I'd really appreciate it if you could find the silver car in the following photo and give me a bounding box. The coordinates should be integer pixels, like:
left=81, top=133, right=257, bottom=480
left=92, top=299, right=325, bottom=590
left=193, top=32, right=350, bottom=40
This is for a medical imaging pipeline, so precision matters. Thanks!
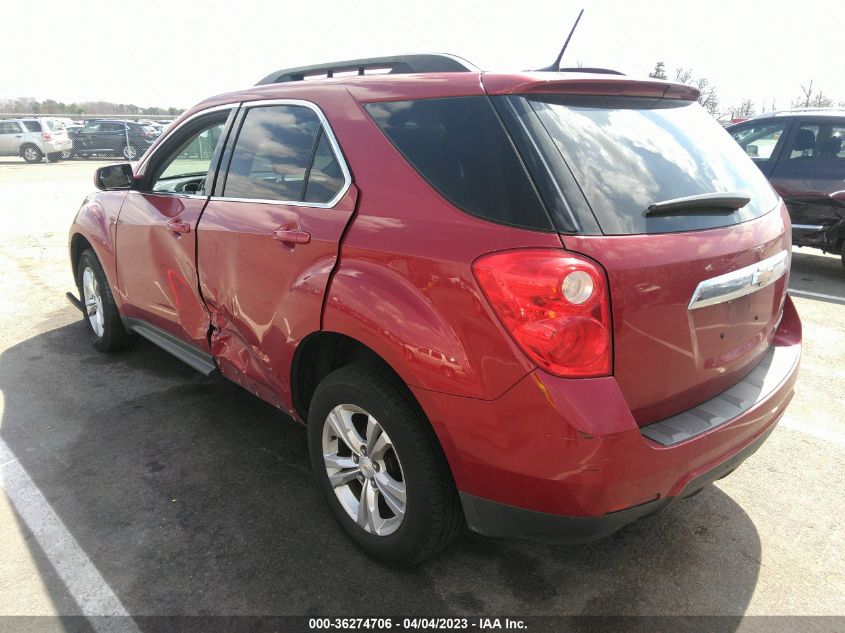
left=0, top=118, right=73, bottom=163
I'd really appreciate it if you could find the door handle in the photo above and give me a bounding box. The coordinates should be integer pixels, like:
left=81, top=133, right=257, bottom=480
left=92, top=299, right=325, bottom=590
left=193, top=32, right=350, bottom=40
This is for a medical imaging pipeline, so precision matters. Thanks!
left=167, top=219, right=191, bottom=234
left=273, top=229, right=311, bottom=245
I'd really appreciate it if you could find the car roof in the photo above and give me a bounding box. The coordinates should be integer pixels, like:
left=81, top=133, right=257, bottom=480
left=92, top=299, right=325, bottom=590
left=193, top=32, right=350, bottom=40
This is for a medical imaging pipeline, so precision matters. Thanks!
left=750, top=108, right=845, bottom=120
left=183, top=71, right=699, bottom=119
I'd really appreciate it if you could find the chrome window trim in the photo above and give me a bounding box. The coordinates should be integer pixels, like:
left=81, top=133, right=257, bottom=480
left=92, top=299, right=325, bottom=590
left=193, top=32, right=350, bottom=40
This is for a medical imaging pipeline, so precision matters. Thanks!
left=688, top=250, right=790, bottom=311
left=792, top=224, right=825, bottom=231
left=214, top=98, right=352, bottom=209
left=136, top=102, right=240, bottom=178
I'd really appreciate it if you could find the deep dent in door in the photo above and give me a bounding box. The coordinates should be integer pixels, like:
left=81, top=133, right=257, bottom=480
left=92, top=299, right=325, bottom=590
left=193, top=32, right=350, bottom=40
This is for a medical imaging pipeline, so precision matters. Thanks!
left=198, top=185, right=359, bottom=416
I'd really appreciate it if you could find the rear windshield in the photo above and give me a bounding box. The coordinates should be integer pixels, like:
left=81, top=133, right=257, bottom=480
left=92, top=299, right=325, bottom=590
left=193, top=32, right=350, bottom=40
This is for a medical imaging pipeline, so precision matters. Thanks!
left=515, top=96, right=779, bottom=235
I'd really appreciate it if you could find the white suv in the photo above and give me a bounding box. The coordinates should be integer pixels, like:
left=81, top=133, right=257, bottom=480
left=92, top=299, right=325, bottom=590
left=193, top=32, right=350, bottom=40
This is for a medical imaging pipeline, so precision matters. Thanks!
left=0, top=118, right=73, bottom=163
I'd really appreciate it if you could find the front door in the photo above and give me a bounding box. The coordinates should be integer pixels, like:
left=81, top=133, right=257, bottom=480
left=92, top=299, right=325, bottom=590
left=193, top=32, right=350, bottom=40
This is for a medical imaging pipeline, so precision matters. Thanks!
left=198, top=101, right=357, bottom=410
left=115, top=108, right=235, bottom=351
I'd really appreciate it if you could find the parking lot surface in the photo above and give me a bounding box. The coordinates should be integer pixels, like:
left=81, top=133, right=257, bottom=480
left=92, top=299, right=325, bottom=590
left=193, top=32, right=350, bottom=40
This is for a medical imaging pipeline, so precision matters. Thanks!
left=0, top=159, right=843, bottom=623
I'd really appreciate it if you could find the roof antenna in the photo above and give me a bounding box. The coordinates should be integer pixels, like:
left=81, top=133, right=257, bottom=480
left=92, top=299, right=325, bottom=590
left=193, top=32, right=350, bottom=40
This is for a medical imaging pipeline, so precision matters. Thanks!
left=536, top=8, right=584, bottom=72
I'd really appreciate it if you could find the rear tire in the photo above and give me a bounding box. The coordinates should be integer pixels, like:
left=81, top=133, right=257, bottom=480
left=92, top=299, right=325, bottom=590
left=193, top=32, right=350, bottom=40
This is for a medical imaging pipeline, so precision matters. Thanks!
left=122, top=144, right=139, bottom=160
left=307, top=365, right=462, bottom=565
left=840, top=241, right=845, bottom=270
left=21, top=145, right=43, bottom=163
left=76, top=249, right=136, bottom=352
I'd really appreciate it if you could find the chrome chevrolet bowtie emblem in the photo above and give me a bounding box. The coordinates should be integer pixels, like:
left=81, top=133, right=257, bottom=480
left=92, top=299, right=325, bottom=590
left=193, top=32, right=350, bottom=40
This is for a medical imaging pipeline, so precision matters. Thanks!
left=688, top=251, right=789, bottom=310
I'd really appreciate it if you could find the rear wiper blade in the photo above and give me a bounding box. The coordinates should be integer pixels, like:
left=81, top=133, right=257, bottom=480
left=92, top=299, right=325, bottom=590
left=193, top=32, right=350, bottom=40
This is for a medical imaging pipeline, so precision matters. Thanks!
left=645, top=192, right=751, bottom=217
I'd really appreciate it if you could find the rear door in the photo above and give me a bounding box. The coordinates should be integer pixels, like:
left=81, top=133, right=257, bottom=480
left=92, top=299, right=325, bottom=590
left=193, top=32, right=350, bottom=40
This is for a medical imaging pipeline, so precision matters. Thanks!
left=198, top=100, right=357, bottom=410
left=769, top=118, right=845, bottom=243
left=116, top=106, right=235, bottom=351
left=495, top=93, right=790, bottom=425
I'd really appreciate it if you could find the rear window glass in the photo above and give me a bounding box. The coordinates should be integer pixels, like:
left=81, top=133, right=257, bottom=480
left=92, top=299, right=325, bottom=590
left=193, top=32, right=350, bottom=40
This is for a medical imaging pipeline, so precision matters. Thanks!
left=223, top=104, right=344, bottom=204
left=365, top=97, right=552, bottom=231
left=519, top=96, right=779, bottom=235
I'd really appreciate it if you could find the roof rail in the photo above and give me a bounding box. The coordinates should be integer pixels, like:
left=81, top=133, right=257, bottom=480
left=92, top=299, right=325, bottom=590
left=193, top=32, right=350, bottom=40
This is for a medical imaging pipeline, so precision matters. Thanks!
left=559, top=67, right=625, bottom=75
left=256, top=53, right=478, bottom=85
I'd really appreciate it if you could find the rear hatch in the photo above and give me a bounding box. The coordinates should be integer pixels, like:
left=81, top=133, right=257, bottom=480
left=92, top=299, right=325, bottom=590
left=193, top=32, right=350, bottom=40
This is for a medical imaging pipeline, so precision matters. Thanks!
left=488, top=80, right=790, bottom=424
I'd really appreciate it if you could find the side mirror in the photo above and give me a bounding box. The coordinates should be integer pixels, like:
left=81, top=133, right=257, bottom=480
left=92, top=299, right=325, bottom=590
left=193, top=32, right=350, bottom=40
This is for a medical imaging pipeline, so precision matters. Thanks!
left=745, top=144, right=759, bottom=157
left=95, top=163, right=135, bottom=190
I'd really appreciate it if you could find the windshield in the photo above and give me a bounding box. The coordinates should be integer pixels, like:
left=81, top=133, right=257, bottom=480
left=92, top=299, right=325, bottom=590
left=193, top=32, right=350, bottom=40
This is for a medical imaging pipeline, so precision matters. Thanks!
left=516, top=96, right=779, bottom=235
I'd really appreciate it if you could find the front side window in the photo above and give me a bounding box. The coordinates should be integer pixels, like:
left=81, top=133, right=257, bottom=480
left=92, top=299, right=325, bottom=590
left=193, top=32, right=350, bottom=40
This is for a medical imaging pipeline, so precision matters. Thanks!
left=730, top=121, right=788, bottom=160
left=223, top=104, right=345, bottom=204
left=151, top=116, right=228, bottom=193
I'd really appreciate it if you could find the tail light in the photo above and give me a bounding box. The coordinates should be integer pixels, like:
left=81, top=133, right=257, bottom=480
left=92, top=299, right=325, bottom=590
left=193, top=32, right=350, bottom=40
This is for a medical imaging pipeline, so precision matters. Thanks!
left=42, top=132, right=52, bottom=141
left=472, top=249, right=612, bottom=377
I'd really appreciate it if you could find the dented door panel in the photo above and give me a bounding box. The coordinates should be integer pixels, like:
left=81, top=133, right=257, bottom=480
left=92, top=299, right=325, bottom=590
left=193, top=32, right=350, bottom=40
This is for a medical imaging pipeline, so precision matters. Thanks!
left=197, top=186, right=358, bottom=411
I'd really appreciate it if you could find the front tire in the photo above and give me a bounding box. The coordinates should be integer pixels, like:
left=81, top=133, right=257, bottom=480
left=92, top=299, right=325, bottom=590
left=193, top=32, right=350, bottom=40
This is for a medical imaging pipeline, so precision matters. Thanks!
left=122, top=144, right=139, bottom=160
left=76, top=249, right=136, bottom=352
left=308, top=365, right=462, bottom=565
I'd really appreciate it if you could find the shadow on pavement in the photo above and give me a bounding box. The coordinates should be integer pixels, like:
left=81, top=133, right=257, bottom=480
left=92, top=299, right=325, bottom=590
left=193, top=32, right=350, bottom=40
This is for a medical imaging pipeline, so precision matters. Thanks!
left=0, top=317, right=762, bottom=620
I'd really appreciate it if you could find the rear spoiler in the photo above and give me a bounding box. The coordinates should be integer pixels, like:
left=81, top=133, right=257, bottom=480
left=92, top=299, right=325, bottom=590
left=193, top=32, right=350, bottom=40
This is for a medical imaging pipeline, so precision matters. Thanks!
left=481, top=74, right=700, bottom=101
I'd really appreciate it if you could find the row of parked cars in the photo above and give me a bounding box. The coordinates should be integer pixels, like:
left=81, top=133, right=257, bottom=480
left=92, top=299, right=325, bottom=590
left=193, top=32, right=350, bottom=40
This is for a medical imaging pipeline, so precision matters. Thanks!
left=0, top=116, right=172, bottom=163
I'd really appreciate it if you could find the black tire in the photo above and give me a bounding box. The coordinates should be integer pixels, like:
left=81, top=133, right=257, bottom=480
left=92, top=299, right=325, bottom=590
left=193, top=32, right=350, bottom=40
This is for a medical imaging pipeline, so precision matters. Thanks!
left=21, top=145, right=43, bottom=163
left=122, top=144, right=139, bottom=160
left=841, top=241, right=845, bottom=270
left=76, top=249, right=136, bottom=352
left=47, top=152, right=62, bottom=163
left=61, top=148, right=73, bottom=159
left=308, top=365, right=462, bottom=565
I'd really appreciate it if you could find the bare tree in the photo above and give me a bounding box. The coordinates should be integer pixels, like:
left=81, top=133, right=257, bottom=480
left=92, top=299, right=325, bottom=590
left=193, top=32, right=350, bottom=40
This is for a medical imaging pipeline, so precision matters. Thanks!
left=735, top=99, right=755, bottom=117
left=674, top=67, right=694, bottom=84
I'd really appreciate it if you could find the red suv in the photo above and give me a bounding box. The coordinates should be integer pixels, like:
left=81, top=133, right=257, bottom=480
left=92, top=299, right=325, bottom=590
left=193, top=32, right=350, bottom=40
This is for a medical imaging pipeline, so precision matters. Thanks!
left=68, top=54, right=801, bottom=564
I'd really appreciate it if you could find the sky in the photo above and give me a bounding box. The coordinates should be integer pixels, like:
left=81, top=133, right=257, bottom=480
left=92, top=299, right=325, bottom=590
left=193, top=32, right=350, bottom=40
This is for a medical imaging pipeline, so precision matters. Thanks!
left=3, top=0, right=842, bottom=116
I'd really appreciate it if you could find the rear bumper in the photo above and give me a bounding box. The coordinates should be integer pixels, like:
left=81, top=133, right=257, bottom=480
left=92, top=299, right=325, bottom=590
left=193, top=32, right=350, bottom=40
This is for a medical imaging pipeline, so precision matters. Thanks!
left=413, top=295, right=801, bottom=542
left=460, top=422, right=776, bottom=543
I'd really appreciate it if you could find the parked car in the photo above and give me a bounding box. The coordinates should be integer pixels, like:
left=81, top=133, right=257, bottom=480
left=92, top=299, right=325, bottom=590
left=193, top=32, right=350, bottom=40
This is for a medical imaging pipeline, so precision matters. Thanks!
left=68, top=54, right=801, bottom=565
left=0, top=117, right=72, bottom=163
left=727, top=108, right=845, bottom=267
left=67, top=119, right=157, bottom=160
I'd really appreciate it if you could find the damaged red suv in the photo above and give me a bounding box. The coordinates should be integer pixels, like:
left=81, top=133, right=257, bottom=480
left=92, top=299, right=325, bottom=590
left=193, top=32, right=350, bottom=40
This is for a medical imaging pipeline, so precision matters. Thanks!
left=68, top=54, right=801, bottom=564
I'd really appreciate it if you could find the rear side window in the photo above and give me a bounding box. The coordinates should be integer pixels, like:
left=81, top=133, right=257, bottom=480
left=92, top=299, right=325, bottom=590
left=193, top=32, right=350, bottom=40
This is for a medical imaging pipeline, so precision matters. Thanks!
left=223, top=104, right=345, bottom=204
left=514, top=96, right=780, bottom=235
left=365, top=97, right=553, bottom=231
left=23, top=121, right=42, bottom=132
left=0, top=122, right=22, bottom=134
left=784, top=123, right=845, bottom=161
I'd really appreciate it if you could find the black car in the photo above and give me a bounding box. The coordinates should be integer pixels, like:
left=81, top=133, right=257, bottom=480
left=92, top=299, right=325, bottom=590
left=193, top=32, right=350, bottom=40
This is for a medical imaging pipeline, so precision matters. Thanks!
left=68, top=119, right=157, bottom=161
left=727, top=109, right=845, bottom=268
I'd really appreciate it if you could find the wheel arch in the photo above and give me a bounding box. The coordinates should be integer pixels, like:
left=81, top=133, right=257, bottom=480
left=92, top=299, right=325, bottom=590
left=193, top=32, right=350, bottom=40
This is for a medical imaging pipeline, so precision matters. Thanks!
left=291, top=331, right=463, bottom=481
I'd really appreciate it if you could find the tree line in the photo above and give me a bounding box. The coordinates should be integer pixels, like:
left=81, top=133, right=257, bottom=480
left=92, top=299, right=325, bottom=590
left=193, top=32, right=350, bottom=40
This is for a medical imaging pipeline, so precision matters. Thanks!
left=0, top=97, right=182, bottom=117
left=647, top=61, right=844, bottom=120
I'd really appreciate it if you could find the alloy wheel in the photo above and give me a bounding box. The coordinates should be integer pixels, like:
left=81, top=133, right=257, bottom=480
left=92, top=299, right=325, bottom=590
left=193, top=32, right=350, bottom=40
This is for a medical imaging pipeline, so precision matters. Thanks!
left=81, top=267, right=104, bottom=337
left=23, top=147, right=40, bottom=162
left=322, top=404, right=407, bottom=536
